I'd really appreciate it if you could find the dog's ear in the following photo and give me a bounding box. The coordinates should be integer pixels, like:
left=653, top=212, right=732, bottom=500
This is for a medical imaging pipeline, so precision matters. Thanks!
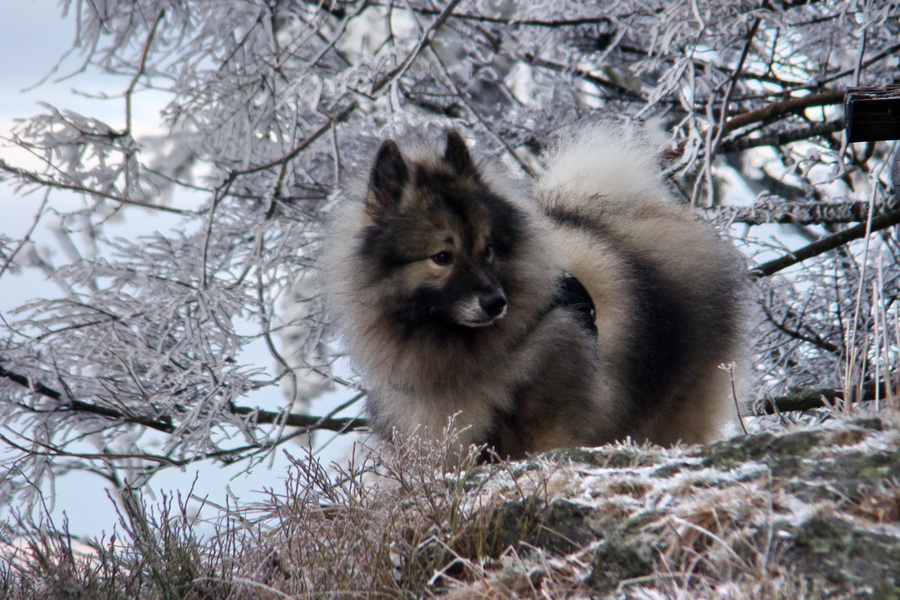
left=443, top=129, right=477, bottom=177
left=368, top=139, right=408, bottom=212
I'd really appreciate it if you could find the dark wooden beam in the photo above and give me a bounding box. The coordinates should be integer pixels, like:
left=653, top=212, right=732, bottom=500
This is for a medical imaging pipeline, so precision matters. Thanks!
left=845, top=85, right=900, bottom=142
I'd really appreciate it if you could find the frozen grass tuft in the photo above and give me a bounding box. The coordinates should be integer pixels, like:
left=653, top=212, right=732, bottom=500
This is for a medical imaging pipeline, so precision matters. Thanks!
left=3, top=413, right=899, bottom=599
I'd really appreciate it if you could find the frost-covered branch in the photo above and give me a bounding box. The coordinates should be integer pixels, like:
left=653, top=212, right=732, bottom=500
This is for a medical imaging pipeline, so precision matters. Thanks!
left=0, top=160, right=194, bottom=215
left=751, top=207, right=900, bottom=279
left=0, top=365, right=175, bottom=434
left=0, top=364, right=367, bottom=436
left=705, top=198, right=896, bottom=226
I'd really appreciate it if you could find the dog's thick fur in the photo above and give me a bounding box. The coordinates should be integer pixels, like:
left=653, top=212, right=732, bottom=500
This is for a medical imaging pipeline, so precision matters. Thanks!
left=322, top=123, right=747, bottom=459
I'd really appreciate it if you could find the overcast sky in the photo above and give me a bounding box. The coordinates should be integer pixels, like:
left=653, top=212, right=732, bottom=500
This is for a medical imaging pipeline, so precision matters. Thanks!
left=2, top=1, right=79, bottom=129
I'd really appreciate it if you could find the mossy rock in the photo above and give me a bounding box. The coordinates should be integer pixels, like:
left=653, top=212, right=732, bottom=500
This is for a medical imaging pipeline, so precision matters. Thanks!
left=785, top=515, right=900, bottom=595
left=486, top=498, right=600, bottom=555
left=588, top=534, right=656, bottom=593
left=465, top=415, right=900, bottom=598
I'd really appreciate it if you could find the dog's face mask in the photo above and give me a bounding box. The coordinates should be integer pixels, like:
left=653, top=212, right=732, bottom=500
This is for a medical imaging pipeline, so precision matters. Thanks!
left=360, top=131, right=525, bottom=331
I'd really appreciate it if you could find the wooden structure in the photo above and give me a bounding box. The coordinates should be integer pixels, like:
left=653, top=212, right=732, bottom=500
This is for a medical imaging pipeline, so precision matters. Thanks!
left=845, top=84, right=900, bottom=142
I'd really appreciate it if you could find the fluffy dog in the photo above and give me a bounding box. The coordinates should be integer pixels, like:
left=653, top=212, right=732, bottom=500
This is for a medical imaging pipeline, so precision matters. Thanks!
left=322, top=123, right=747, bottom=459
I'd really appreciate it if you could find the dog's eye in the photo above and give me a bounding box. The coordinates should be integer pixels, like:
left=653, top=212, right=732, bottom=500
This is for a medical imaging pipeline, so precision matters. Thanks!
left=431, top=251, right=454, bottom=266
left=484, top=243, right=494, bottom=261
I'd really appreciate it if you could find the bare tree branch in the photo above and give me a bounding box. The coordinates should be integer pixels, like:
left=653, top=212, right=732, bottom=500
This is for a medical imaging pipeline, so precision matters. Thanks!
left=722, top=90, right=845, bottom=136
left=705, top=198, right=895, bottom=226
left=0, top=364, right=369, bottom=437
left=0, top=160, right=196, bottom=216
left=0, top=365, right=176, bottom=434
left=750, top=207, right=900, bottom=278
left=718, top=118, right=846, bottom=154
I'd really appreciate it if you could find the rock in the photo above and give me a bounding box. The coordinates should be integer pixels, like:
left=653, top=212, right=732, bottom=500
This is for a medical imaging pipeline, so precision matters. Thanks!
left=456, top=415, right=900, bottom=598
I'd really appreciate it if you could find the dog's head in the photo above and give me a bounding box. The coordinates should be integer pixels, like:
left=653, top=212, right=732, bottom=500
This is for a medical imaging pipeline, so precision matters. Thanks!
left=359, top=130, right=525, bottom=330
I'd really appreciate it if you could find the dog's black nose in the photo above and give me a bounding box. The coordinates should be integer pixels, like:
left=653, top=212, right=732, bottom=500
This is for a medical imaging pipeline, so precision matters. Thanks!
left=480, top=291, right=508, bottom=318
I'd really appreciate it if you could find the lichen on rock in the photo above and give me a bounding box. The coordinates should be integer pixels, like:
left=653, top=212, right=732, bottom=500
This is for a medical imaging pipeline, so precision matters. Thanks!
left=446, top=414, right=900, bottom=598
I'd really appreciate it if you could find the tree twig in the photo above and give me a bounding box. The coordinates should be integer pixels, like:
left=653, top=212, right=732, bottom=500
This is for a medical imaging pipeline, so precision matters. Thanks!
left=662, top=89, right=845, bottom=161
left=711, top=18, right=761, bottom=155
left=704, top=197, right=893, bottom=226
left=230, top=405, right=369, bottom=433
left=0, top=363, right=369, bottom=436
left=750, top=206, right=900, bottom=278
left=0, top=160, right=195, bottom=216
left=226, top=104, right=357, bottom=178
left=366, top=2, right=614, bottom=27
left=0, top=365, right=176, bottom=434
left=369, top=0, right=465, bottom=95
left=521, top=53, right=645, bottom=100
left=718, top=118, right=845, bottom=154
left=722, top=89, right=845, bottom=135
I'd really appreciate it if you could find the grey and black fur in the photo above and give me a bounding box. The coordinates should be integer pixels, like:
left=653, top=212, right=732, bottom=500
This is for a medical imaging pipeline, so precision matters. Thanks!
left=322, top=123, right=748, bottom=459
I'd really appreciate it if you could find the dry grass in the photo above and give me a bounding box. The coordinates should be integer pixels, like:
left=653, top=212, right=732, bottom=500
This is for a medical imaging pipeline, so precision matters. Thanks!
left=0, top=428, right=506, bottom=599
left=2, top=413, right=898, bottom=599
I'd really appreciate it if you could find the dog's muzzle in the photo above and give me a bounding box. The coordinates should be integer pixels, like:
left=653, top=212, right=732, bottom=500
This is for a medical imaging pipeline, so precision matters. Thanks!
left=455, top=290, right=508, bottom=327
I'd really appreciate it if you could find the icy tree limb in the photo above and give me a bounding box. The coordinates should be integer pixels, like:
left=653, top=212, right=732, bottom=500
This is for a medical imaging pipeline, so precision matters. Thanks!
left=750, top=206, right=900, bottom=278
left=0, top=160, right=195, bottom=216
left=230, top=405, right=368, bottom=433
left=703, top=198, right=895, bottom=226
left=722, top=90, right=845, bottom=136
left=0, top=365, right=176, bottom=434
left=0, top=364, right=369, bottom=435
left=717, top=119, right=846, bottom=154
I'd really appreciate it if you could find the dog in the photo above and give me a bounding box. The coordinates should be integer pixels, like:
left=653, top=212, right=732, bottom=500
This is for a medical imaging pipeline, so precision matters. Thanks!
left=321, top=123, right=748, bottom=459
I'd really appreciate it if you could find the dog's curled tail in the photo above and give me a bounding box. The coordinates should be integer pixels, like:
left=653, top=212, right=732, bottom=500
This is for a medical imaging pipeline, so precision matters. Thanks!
left=534, top=120, right=672, bottom=204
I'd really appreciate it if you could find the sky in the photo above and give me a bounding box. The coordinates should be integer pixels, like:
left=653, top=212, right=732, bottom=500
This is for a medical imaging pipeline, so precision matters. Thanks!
left=2, top=0, right=127, bottom=308
left=1, top=1, right=72, bottom=106
left=0, top=0, right=364, bottom=539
